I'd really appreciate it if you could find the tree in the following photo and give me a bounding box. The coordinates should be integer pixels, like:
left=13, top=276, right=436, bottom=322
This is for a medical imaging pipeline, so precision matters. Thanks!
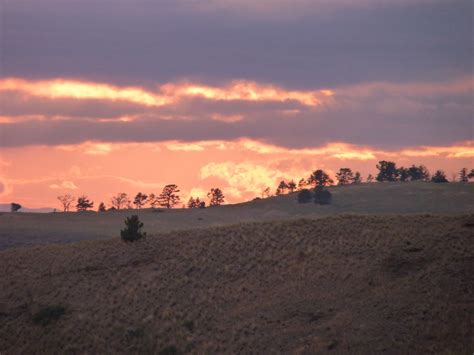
left=110, top=193, right=129, bottom=210
left=459, top=168, right=469, bottom=183
left=208, top=188, right=225, bottom=206
left=261, top=187, right=271, bottom=198
left=314, top=186, right=332, bottom=205
left=287, top=180, right=297, bottom=193
left=276, top=180, right=289, bottom=195
left=188, top=197, right=206, bottom=208
left=121, top=215, right=146, bottom=242
left=376, top=161, right=398, bottom=182
left=335, top=168, right=354, bottom=185
left=10, top=202, right=21, bottom=212
left=308, top=169, right=333, bottom=187
left=398, top=167, right=409, bottom=182
left=468, top=169, right=474, bottom=180
left=297, top=189, right=312, bottom=203
left=133, top=192, right=148, bottom=209
left=76, top=196, right=94, bottom=211
left=297, top=178, right=307, bottom=190
left=98, top=202, right=106, bottom=212
left=367, top=174, right=374, bottom=183
left=407, top=165, right=430, bottom=181
left=431, top=170, right=449, bottom=183
left=147, top=193, right=160, bottom=208
left=57, top=194, right=74, bottom=212
left=353, top=171, right=362, bottom=184
left=158, top=184, right=181, bottom=209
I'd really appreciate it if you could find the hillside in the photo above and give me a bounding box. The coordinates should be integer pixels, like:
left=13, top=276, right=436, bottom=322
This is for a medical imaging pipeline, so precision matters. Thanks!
left=0, top=215, right=473, bottom=353
left=0, top=182, right=473, bottom=250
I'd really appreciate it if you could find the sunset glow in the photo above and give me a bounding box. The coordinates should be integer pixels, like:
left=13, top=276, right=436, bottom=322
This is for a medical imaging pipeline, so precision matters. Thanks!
left=0, top=0, right=472, bottom=210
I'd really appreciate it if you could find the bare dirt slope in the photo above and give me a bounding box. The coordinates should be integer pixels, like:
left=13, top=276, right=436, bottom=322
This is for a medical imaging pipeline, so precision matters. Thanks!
left=1, top=182, right=473, bottom=250
left=1, top=215, right=473, bottom=353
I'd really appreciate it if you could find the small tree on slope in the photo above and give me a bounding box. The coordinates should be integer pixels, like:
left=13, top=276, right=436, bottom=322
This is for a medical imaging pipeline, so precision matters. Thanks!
left=121, top=215, right=146, bottom=242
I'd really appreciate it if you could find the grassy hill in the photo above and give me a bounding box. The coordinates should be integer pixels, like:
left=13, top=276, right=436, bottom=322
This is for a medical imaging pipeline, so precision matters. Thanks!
left=0, top=215, right=472, bottom=353
left=0, top=182, right=473, bottom=250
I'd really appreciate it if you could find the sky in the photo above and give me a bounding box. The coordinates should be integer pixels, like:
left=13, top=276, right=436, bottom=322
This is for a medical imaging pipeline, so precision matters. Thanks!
left=0, top=0, right=472, bottom=208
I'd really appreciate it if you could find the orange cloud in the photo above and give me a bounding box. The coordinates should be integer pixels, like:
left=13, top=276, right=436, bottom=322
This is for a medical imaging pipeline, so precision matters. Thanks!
left=0, top=77, right=333, bottom=108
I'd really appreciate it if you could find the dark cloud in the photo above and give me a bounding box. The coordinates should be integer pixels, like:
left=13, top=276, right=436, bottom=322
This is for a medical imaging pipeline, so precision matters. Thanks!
left=1, top=87, right=471, bottom=149
left=3, top=0, right=472, bottom=88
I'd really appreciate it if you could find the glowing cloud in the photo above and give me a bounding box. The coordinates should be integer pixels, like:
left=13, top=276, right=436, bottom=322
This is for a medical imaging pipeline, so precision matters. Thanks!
left=0, top=77, right=332, bottom=108
left=49, top=181, right=78, bottom=190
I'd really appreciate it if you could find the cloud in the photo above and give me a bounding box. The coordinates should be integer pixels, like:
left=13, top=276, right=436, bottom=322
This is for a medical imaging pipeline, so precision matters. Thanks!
left=49, top=181, right=78, bottom=190
left=1, top=75, right=471, bottom=150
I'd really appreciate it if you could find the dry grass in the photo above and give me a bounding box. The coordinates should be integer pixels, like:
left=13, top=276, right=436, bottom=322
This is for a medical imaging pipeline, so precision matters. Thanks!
left=0, top=214, right=473, bottom=353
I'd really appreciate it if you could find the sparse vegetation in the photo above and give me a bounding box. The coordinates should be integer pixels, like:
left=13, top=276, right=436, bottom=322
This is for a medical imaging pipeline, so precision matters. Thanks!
left=121, top=215, right=146, bottom=242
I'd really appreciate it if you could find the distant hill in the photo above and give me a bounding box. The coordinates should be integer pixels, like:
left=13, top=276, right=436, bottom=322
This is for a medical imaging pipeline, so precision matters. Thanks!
left=0, top=203, right=55, bottom=213
left=0, top=182, right=473, bottom=250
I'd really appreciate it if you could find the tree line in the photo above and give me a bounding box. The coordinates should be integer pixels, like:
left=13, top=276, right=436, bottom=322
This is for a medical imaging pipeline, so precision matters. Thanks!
left=9, top=161, right=471, bottom=213
left=56, top=185, right=225, bottom=212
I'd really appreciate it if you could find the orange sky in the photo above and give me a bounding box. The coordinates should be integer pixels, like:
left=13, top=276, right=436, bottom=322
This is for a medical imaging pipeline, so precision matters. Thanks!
left=1, top=138, right=472, bottom=209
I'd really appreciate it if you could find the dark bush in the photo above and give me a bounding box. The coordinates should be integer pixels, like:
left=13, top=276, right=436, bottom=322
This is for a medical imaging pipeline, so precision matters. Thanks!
left=159, top=345, right=178, bottom=355
left=314, top=186, right=332, bottom=205
left=121, top=215, right=146, bottom=242
left=32, top=305, right=65, bottom=326
left=297, top=189, right=313, bottom=203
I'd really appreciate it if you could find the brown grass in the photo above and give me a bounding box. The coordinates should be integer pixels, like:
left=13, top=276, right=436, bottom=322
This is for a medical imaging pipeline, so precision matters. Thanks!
left=0, top=214, right=473, bottom=353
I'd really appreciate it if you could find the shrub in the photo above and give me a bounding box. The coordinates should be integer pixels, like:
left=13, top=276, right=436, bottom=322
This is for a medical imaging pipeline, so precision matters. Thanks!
left=121, top=215, right=146, bottom=242
left=32, top=305, right=65, bottom=326
left=297, top=189, right=313, bottom=203
left=314, top=186, right=332, bottom=205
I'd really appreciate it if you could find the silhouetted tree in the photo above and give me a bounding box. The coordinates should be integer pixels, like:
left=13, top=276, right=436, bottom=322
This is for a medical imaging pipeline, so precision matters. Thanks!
left=10, top=202, right=21, bottom=212
left=148, top=193, right=160, bottom=208
left=398, top=167, right=410, bottom=182
left=188, top=197, right=205, bottom=208
left=287, top=180, right=297, bottom=193
left=133, top=192, right=148, bottom=209
left=57, top=194, right=74, bottom=212
left=208, top=188, right=225, bottom=206
left=366, top=174, right=374, bottom=182
left=262, top=187, right=271, bottom=198
left=459, top=168, right=469, bottom=183
left=121, top=215, right=146, bottom=242
left=376, top=161, right=398, bottom=182
left=98, top=202, right=106, bottom=212
left=407, top=165, right=430, bottom=181
left=158, top=184, right=180, bottom=209
left=297, top=178, right=307, bottom=190
left=308, top=169, right=333, bottom=187
left=468, top=169, right=474, bottom=180
left=276, top=180, right=289, bottom=195
left=76, top=196, right=94, bottom=211
left=353, top=171, right=362, bottom=184
left=314, top=186, right=332, bottom=205
left=111, top=193, right=129, bottom=210
left=336, top=168, right=354, bottom=185
left=431, top=170, right=449, bottom=183
left=297, top=189, right=312, bottom=203
left=198, top=201, right=206, bottom=208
